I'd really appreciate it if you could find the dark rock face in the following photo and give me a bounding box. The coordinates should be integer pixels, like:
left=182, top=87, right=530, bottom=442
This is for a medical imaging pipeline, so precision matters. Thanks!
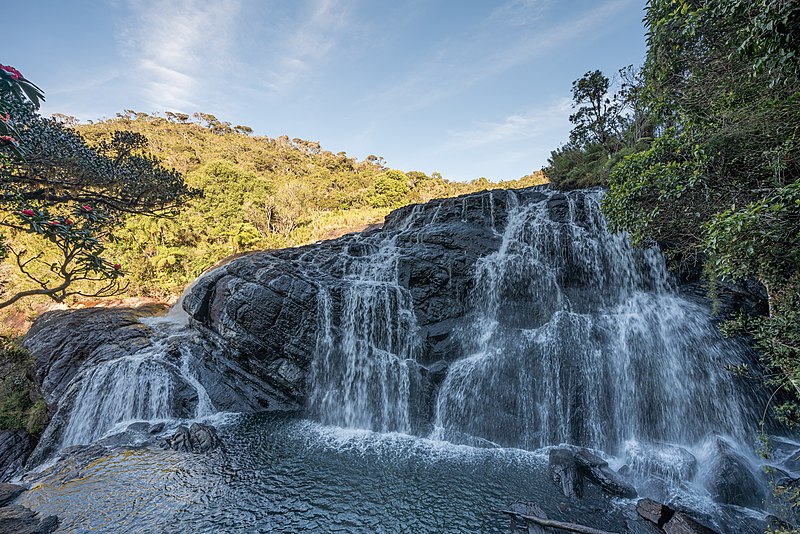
left=163, top=423, right=223, bottom=453
left=704, top=437, right=766, bottom=509
left=0, top=431, right=32, bottom=482
left=180, top=188, right=539, bottom=418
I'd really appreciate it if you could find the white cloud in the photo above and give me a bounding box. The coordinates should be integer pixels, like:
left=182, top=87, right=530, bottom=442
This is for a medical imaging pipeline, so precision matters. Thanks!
left=118, top=0, right=241, bottom=111
left=447, top=97, right=571, bottom=149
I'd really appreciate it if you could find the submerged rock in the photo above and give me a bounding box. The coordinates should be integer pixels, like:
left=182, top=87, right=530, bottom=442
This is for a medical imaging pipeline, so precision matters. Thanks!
left=163, top=423, right=223, bottom=453
left=625, top=441, right=698, bottom=482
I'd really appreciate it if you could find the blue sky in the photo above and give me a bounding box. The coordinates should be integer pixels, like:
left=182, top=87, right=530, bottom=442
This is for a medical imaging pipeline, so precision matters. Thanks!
left=6, top=0, right=646, bottom=182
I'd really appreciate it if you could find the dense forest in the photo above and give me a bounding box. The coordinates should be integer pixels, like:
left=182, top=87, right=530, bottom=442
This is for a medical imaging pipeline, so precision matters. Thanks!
left=546, top=0, right=800, bottom=429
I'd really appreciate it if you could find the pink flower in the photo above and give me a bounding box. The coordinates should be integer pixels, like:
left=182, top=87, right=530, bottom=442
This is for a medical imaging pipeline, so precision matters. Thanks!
left=20, top=209, right=34, bottom=217
left=0, top=135, right=19, bottom=147
left=47, top=221, right=58, bottom=226
left=82, top=205, right=93, bottom=212
left=0, top=64, right=22, bottom=80
left=113, top=263, right=121, bottom=270
left=0, top=113, right=9, bottom=123
left=64, top=219, right=73, bottom=226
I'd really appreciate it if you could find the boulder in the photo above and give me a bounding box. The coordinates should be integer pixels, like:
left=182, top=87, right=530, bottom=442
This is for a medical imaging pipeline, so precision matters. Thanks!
left=704, top=437, right=765, bottom=509
left=574, top=448, right=637, bottom=499
left=549, top=447, right=583, bottom=498
left=548, top=447, right=637, bottom=499
left=636, top=499, right=720, bottom=534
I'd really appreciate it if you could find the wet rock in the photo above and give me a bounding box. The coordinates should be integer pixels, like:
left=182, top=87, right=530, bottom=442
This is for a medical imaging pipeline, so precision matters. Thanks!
left=0, top=431, right=32, bottom=482
left=163, top=423, right=222, bottom=453
left=0, top=505, right=58, bottom=534
left=636, top=498, right=674, bottom=527
left=0, top=483, right=24, bottom=506
left=549, top=448, right=583, bottom=498
left=663, top=512, right=718, bottom=534
left=704, top=437, right=765, bottom=509
left=574, top=449, right=637, bottom=499
left=548, top=447, right=637, bottom=499
left=636, top=499, right=720, bottom=534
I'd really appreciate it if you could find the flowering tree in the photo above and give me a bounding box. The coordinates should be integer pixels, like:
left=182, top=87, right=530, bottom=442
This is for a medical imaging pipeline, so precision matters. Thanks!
left=0, top=63, right=191, bottom=308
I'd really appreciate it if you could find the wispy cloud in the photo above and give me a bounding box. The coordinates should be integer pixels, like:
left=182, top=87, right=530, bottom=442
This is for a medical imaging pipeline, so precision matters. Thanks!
left=377, top=0, right=634, bottom=112
left=447, top=97, right=571, bottom=149
left=261, top=0, right=353, bottom=95
left=118, top=0, right=241, bottom=111
left=490, top=0, right=550, bottom=26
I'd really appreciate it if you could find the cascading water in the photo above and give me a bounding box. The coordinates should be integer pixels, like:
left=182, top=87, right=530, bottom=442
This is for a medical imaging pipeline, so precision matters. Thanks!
left=430, top=190, right=760, bottom=452
left=52, top=281, right=215, bottom=450
left=307, top=210, right=420, bottom=432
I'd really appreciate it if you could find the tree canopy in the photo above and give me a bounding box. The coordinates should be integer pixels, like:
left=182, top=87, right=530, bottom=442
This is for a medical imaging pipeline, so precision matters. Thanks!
left=0, top=64, right=192, bottom=308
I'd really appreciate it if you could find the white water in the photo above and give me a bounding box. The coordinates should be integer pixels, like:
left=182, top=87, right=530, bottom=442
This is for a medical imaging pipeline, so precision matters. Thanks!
left=307, top=208, right=421, bottom=432
left=430, top=191, right=757, bottom=452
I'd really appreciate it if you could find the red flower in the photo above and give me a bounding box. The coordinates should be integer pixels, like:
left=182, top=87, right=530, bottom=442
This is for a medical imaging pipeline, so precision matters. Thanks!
left=64, top=219, right=74, bottom=225
left=113, top=263, right=121, bottom=270
left=0, top=113, right=9, bottom=123
left=20, top=209, right=34, bottom=217
left=0, top=64, right=22, bottom=80
left=0, top=135, right=19, bottom=147
left=82, top=205, right=93, bottom=212
left=47, top=221, right=58, bottom=226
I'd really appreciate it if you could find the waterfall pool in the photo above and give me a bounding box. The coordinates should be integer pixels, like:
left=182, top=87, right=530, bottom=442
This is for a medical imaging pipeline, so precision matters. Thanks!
left=18, top=413, right=770, bottom=533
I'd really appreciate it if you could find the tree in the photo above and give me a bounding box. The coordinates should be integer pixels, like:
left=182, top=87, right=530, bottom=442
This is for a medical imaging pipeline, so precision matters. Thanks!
left=0, top=63, right=191, bottom=308
left=568, top=70, right=621, bottom=157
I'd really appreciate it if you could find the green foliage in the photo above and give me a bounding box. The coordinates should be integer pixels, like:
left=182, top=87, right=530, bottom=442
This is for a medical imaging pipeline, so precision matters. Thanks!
left=0, top=336, right=46, bottom=436
left=366, top=170, right=411, bottom=208
left=604, top=128, right=709, bottom=247
left=600, top=0, right=800, bottom=441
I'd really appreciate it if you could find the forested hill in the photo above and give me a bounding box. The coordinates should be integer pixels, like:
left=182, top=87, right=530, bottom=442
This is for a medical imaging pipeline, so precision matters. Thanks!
left=50, top=111, right=544, bottom=299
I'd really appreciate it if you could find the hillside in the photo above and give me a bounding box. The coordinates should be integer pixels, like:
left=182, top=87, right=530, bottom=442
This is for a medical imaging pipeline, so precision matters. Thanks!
left=4, top=111, right=546, bottom=310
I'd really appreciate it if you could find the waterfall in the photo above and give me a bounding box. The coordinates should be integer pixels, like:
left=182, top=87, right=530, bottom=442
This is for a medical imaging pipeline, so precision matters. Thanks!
left=431, top=190, right=759, bottom=452
left=307, top=209, right=420, bottom=432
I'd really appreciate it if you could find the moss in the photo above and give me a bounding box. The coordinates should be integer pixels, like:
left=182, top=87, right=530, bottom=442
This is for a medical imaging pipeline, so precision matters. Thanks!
left=0, top=336, right=47, bottom=436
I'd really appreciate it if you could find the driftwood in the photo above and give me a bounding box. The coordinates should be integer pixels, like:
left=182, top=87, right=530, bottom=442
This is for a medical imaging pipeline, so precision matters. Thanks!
left=501, top=508, right=619, bottom=534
